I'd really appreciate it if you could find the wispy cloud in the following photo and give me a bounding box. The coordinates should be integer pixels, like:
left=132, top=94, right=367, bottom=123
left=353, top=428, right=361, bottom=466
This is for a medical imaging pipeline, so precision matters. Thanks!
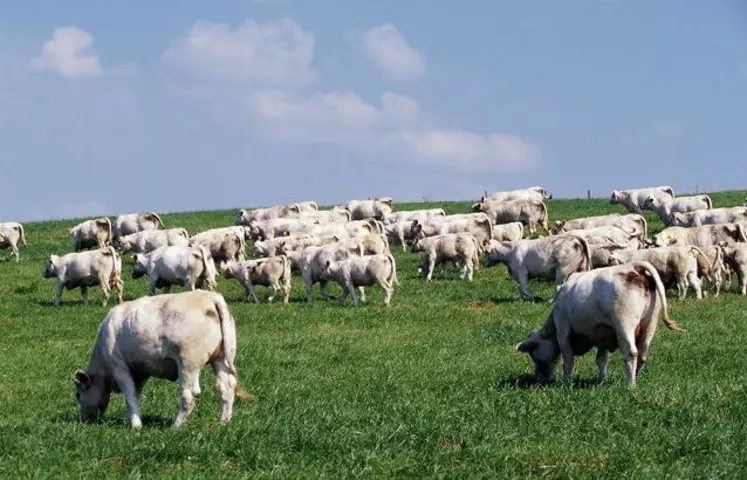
left=357, top=24, right=427, bottom=82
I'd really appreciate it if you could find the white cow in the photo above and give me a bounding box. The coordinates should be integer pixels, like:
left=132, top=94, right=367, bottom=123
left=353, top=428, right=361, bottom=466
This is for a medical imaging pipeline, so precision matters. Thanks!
left=515, top=261, right=685, bottom=388
left=190, top=226, right=250, bottom=246
left=670, top=207, right=747, bottom=228
left=652, top=223, right=747, bottom=248
left=721, top=243, right=747, bottom=295
left=411, top=215, right=493, bottom=251
left=491, top=222, right=524, bottom=242
left=131, top=245, right=218, bottom=295
left=484, top=186, right=553, bottom=203
left=191, top=232, right=245, bottom=269
left=298, top=208, right=351, bottom=224
left=223, top=256, right=292, bottom=303
left=411, top=232, right=480, bottom=281
left=70, top=217, right=113, bottom=251
left=342, top=198, right=393, bottom=221
left=297, top=244, right=361, bottom=302
left=642, top=195, right=712, bottom=225
left=472, top=200, right=549, bottom=235
left=113, top=212, right=163, bottom=239
left=117, top=228, right=190, bottom=254
left=322, top=253, right=397, bottom=306
left=552, top=213, right=647, bottom=240
left=73, top=290, right=253, bottom=428
left=0, top=222, right=27, bottom=261
left=483, top=235, right=591, bottom=301
left=609, top=186, right=674, bottom=214
left=385, top=208, right=446, bottom=225
left=560, top=225, right=643, bottom=248
left=42, top=246, right=124, bottom=306
left=385, top=220, right=419, bottom=252
left=235, top=204, right=302, bottom=225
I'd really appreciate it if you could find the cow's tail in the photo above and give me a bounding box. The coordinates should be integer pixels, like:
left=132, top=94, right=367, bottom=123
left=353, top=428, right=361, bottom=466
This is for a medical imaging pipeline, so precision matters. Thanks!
left=385, top=252, right=399, bottom=286
left=631, top=214, right=648, bottom=242
left=688, top=246, right=714, bottom=272
left=199, top=245, right=218, bottom=290
left=101, top=217, right=113, bottom=245
left=214, top=294, right=254, bottom=400
left=738, top=223, right=747, bottom=242
left=280, top=254, right=292, bottom=285
left=17, top=224, right=27, bottom=247
left=703, top=195, right=713, bottom=210
left=663, top=186, right=675, bottom=198
left=104, top=246, right=123, bottom=288
left=478, top=218, right=493, bottom=247
left=633, top=261, right=685, bottom=332
left=571, top=235, right=592, bottom=271
left=379, top=233, right=391, bottom=254
left=149, top=212, right=164, bottom=228
left=178, top=228, right=189, bottom=239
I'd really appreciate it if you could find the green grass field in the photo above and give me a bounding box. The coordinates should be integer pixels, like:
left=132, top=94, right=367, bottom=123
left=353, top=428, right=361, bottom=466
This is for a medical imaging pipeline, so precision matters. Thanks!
left=1, top=191, right=746, bottom=478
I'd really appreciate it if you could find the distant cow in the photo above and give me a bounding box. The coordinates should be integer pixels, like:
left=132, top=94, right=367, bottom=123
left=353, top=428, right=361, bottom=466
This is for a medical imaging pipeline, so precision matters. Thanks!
left=411, top=215, right=492, bottom=252
left=670, top=207, right=747, bottom=228
left=70, top=217, right=113, bottom=251
left=515, top=261, right=684, bottom=389
left=235, top=204, right=303, bottom=225
left=42, top=246, right=124, bottom=306
left=190, top=226, right=250, bottom=246
left=483, top=235, right=591, bottom=301
left=491, top=222, right=524, bottom=242
left=652, top=223, right=747, bottom=248
left=485, top=186, right=552, bottom=203
left=411, top=232, right=480, bottom=281
left=223, top=256, right=292, bottom=303
left=113, top=212, right=163, bottom=239
left=642, top=195, right=711, bottom=225
left=552, top=213, right=647, bottom=240
left=117, top=228, right=190, bottom=254
left=342, top=198, right=393, bottom=221
left=610, top=186, right=674, bottom=214
left=322, top=253, right=397, bottom=306
left=296, top=243, right=361, bottom=302
left=73, top=290, right=253, bottom=428
left=472, top=200, right=548, bottom=235
left=191, top=232, right=245, bottom=269
left=132, top=245, right=218, bottom=296
left=385, top=208, right=446, bottom=225
left=0, top=222, right=27, bottom=261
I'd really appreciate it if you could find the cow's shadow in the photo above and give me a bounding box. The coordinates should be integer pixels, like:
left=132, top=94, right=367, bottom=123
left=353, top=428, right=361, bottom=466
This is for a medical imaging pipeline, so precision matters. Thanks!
left=498, top=373, right=603, bottom=390
left=52, top=411, right=172, bottom=429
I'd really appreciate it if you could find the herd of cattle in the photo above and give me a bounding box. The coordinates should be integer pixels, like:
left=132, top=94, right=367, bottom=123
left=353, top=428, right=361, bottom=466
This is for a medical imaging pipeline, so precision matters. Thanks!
left=2, top=186, right=747, bottom=428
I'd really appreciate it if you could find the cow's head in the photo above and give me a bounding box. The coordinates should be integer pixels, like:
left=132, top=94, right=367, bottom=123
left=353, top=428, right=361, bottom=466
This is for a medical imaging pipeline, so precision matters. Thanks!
left=222, top=261, right=243, bottom=279
left=670, top=213, right=686, bottom=227
left=471, top=202, right=483, bottom=213
left=41, top=256, right=60, bottom=278
left=642, top=196, right=657, bottom=210
left=73, top=369, right=111, bottom=423
left=551, top=220, right=566, bottom=235
left=235, top=209, right=249, bottom=225
left=515, top=331, right=560, bottom=381
left=131, top=254, right=147, bottom=279
left=116, top=236, right=132, bottom=253
left=610, top=191, right=620, bottom=204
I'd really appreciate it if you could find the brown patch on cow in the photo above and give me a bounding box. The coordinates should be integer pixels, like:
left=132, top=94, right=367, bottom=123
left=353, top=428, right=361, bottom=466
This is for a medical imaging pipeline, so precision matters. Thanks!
left=207, top=340, right=222, bottom=364
left=635, top=321, right=648, bottom=344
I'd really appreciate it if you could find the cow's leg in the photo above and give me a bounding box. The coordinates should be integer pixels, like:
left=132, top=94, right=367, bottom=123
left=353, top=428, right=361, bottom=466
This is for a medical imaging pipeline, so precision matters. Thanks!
left=557, top=332, right=575, bottom=383
left=282, top=278, right=291, bottom=304
left=148, top=279, right=158, bottom=296
left=173, top=365, right=200, bottom=429
left=382, top=280, right=393, bottom=307
left=112, top=369, right=142, bottom=428
left=212, top=359, right=237, bottom=423
left=712, top=271, right=722, bottom=297
left=426, top=255, right=436, bottom=281
left=55, top=282, right=64, bottom=306
left=636, top=319, right=659, bottom=378
left=686, top=272, right=703, bottom=300
left=740, top=270, right=747, bottom=295
left=617, top=329, right=639, bottom=388
left=347, top=283, right=359, bottom=306
left=676, top=276, right=687, bottom=300
left=596, top=349, right=610, bottom=381
left=80, top=286, right=89, bottom=306
left=163, top=284, right=172, bottom=294
left=358, top=286, right=366, bottom=303
left=268, top=282, right=279, bottom=303
left=247, top=283, right=260, bottom=303
left=11, top=245, right=19, bottom=262
left=320, top=279, right=335, bottom=299
left=99, top=275, right=111, bottom=306
left=465, top=258, right=474, bottom=281
left=513, top=269, right=535, bottom=301
left=113, top=278, right=124, bottom=304
left=338, top=285, right=349, bottom=306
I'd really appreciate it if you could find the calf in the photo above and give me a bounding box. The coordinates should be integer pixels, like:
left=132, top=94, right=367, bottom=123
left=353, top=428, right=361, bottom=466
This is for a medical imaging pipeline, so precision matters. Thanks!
left=73, top=290, right=252, bottom=428
left=385, top=220, right=418, bottom=252
left=515, top=261, right=684, bottom=389
left=42, top=246, right=124, bottom=306
left=411, top=215, right=492, bottom=252
left=472, top=199, right=548, bottom=235
left=223, top=256, right=292, bottom=303
left=670, top=207, right=747, bottom=228
left=132, top=245, right=217, bottom=296
left=483, top=235, right=591, bottom=301
left=491, top=222, right=524, bottom=242
left=411, top=233, right=479, bottom=281
left=322, top=253, right=397, bottom=306
left=297, top=244, right=360, bottom=302
left=0, top=222, right=27, bottom=261
left=191, top=232, right=245, bottom=269
left=236, top=204, right=302, bottom=224
left=117, top=228, right=189, bottom=254
left=694, top=245, right=727, bottom=296
left=721, top=243, right=747, bottom=295
left=113, top=212, right=163, bottom=239
left=643, top=195, right=712, bottom=225
left=70, top=217, right=113, bottom=251
left=609, top=186, right=674, bottom=214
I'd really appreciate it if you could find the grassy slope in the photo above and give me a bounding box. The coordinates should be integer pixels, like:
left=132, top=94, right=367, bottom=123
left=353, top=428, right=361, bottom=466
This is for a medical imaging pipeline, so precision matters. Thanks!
left=0, top=190, right=746, bottom=478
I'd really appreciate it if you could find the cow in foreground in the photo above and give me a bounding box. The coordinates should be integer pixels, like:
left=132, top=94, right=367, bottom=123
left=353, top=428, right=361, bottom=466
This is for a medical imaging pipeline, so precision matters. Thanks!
left=222, top=256, right=292, bottom=303
left=70, top=218, right=113, bottom=251
left=131, top=245, right=217, bottom=296
left=42, top=247, right=124, bottom=306
left=322, top=253, right=397, bottom=306
left=483, top=235, right=591, bottom=301
left=516, top=261, right=685, bottom=389
left=73, top=290, right=253, bottom=428
left=113, top=212, right=163, bottom=239
left=411, top=233, right=479, bottom=281
left=0, top=222, right=27, bottom=261
left=609, top=186, right=674, bottom=214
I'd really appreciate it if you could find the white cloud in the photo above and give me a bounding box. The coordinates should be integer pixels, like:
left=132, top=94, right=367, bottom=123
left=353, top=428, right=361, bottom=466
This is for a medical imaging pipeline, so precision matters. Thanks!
left=359, top=24, right=426, bottom=81
left=248, top=90, right=419, bottom=146
left=163, top=18, right=316, bottom=86
left=31, top=27, right=103, bottom=79
left=402, top=130, right=540, bottom=171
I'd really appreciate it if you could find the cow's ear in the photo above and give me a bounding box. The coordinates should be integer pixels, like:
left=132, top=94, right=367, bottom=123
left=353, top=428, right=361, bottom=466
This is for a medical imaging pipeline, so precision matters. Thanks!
left=325, top=260, right=331, bottom=268
left=668, top=239, right=676, bottom=246
left=73, top=369, right=91, bottom=389
left=515, top=338, right=537, bottom=353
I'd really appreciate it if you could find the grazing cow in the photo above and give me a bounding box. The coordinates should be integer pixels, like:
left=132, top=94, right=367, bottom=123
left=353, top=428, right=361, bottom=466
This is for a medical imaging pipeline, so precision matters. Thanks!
left=610, top=246, right=708, bottom=300
left=235, top=204, right=302, bottom=225
left=70, top=217, right=113, bottom=251
left=297, top=244, right=360, bottom=302
left=117, top=228, right=190, bottom=254
left=491, top=222, right=524, bottom=242
left=223, top=256, right=292, bottom=303
left=385, top=220, right=419, bottom=252
left=515, top=261, right=684, bottom=389
left=721, top=243, right=747, bottom=295
left=73, top=290, right=253, bottom=428
left=560, top=225, right=643, bottom=248
left=485, top=186, right=553, bottom=203
left=670, top=207, right=747, bottom=228
left=652, top=223, right=747, bottom=248
left=472, top=200, right=549, bottom=235
left=342, top=198, right=393, bottom=221
left=191, top=233, right=245, bottom=269
left=131, top=245, right=217, bottom=296
left=552, top=213, right=647, bottom=240
left=385, top=208, right=446, bottom=225
left=252, top=235, right=313, bottom=257
left=113, top=212, right=163, bottom=239
left=0, top=222, right=27, bottom=261
left=483, top=235, right=591, bottom=301
left=411, top=233, right=480, bottom=281
left=411, top=215, right=493, bottom=251
left=246, top=218, right=318, bottom=241
left=642, top=195, right=712, bottom=225
left=42, top=246, right=124, bottom=306
left=589, top=245, right=625, bottom=269
left=322, top=253, right=397, bottom=306
left=190, top=226, right=251, bottom=246
left=694, top=245, right=727, bottom=296
left=609, top=186, right=674, bottom=214
left=360, top=233, right=390, bottom=255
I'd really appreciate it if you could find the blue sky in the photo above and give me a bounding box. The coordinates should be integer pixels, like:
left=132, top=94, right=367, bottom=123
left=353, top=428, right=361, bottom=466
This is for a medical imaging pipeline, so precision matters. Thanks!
left=1, top=0, right=745, bottom=221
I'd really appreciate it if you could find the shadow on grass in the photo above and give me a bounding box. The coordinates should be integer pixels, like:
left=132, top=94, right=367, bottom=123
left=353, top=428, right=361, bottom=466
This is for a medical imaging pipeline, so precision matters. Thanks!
left=486, top=296, right=548, bottom=305
left=52, top=411, right=172, bottom=429
left=498, top=373, right=604, bottom=390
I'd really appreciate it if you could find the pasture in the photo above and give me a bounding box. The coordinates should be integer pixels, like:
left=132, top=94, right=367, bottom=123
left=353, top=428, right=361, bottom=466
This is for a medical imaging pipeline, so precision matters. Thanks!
left=1, top=191, right=747, bottom=478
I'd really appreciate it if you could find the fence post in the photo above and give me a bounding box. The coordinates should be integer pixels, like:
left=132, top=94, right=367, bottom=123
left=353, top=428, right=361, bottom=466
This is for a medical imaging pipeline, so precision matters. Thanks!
left=587, top=190, right=591, bottom=199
